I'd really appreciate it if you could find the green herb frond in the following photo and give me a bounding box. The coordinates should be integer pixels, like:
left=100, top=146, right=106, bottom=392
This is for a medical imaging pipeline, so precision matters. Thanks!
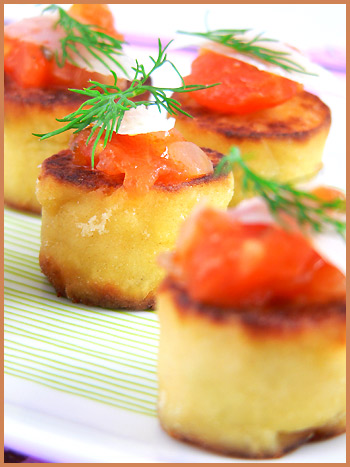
left=42, top=4, right=126, bottom=75
left=178, top=29, right=317, bottom=76
left=34, top=40, right=219, bottom=168
left=215, top=147, right=346, bottom=238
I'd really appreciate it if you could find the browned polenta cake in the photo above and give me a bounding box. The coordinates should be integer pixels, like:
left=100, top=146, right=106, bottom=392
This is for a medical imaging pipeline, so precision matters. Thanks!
left=157, top=278, right=345, bottom=459
left=4, top=75, right=88, bottom=213
left=171, top=90, right=331, bottom=204
left=4, top=74, right=150, bottom=214
left=4, top=3, right=132, bottom=214
left=36, top=150, right=233, bottom=310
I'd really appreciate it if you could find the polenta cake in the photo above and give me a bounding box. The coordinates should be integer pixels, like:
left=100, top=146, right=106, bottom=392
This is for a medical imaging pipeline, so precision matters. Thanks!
left=37, top=129, right=232, bottom=309
left=35, top=43, right=233, bottom=309
left=171, top=32, right=331, bottom=204
left=157, top=189, right=345, bottom=458
left=4, top=4, right=130, bottom=213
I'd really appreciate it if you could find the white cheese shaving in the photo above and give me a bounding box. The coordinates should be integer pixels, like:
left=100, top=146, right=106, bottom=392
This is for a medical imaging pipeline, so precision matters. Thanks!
left=174, top=30, right=326, bottom=86
left=230, top=197, right=275, bottom=225
left=311, top=232, right=346, bottom=275
left=117, top=105, right=175, bottom=135
left=5, top=13, right=134, bottom=80
left=201, top=39, right=321, bottom=85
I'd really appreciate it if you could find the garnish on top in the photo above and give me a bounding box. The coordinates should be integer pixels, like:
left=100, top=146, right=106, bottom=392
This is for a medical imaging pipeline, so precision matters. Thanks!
left=178, top=29, right=316, bottom=76
left=163, top=202, right=345, bottom=308
left=41, top=4, right=125, bottom=73
left=215, top=147, right=346, bottom=239
left=35, top=40, right=219, bottom=192
left=71, top=128, right=213, bottom=194
left=35, top=40, right=218, bottom=168
left=4, top=4, right=127, bottom=89
left=177, top=29, right=320, bottom=114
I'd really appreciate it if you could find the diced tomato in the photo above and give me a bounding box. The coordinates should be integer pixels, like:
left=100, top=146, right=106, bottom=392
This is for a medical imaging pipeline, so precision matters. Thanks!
left=70, top=128, right=213, bottom=193
left=4, top=39, right=49, bottom=87
left=4, top=4, right=123, bottom=89
left=185, top=50, right=302, bottom=114
left=167, top=207, right=345, bottom=307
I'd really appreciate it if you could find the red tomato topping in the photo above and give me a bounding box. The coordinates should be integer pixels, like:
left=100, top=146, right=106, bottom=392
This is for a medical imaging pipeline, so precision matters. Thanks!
left=185, top=50, right=302, bottom=114
left=70, top=128, right=213, bottom=193
left=4, top=40, right=48, bottom=88
left=166, top=207, right=345, bottom=308
left=4, top=4, right=123, bottom=89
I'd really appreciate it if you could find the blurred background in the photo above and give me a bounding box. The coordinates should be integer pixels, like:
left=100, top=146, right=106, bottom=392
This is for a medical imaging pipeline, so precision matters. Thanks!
left=4, top=3, right=346, bottom=72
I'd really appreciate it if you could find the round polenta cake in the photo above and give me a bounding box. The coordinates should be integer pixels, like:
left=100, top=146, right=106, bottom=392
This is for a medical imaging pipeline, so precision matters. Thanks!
left=36, top=148, right=233, bottom=309
left=4, top=77, right=87, bottom=213
left=171, top=90, right=331, bottom=205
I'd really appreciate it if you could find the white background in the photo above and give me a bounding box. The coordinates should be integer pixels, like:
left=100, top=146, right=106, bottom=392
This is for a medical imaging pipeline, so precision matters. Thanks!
left=4, top=3, right=346, bottom=51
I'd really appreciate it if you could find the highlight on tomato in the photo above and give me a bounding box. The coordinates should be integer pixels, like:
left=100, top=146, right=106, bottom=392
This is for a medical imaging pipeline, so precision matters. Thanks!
left=185, top=50, right=302, bottom=114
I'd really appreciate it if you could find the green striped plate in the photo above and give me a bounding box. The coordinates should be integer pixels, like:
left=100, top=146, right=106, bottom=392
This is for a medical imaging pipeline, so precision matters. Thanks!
left=4, top=206, right=346, bottom=462
left=5, top=206, right=235, bottom=462
left=4, top=208, right=159, bottom=418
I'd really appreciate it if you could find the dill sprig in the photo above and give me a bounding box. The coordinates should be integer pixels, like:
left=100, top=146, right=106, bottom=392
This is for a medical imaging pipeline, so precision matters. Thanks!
left=178, top=29, right=317, bottom=76
left=215, top=147, right=346, bottom=238
left=42, top=4, right=126, bottom=76
left=34, top=40, right=218, bottom=168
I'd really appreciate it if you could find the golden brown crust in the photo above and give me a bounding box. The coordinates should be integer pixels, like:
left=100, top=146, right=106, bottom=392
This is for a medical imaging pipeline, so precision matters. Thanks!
left=159, top=417, right=345, bottom=460
left=4, top=73, right=151, bottom=109
left=39, top=253, right=155, bottom=310
left=160, top=278, right=346, bottom=339
left=172, top=90, right=331, bottom=142
left=39, top=148, right=228, bottom=193
left=4, top=73, right=87, bottom=108
left=4, top=198, right=41, bottom=215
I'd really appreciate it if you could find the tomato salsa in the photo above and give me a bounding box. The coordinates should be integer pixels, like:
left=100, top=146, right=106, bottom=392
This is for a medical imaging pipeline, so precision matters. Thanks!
left=70, top=128, right=214, bottom=193
left=165, top=205, right=345, bottom=308
left=4, top=4, right=124, bottom=89
left=185, top=50, right=302, bottom=114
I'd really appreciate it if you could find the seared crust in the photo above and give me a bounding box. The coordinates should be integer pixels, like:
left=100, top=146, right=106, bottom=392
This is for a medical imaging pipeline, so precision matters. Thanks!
left=4, top=73, right=87, bottom=108
left=4, top=198, right=42, bottom=215
left=5, top=73, right=151, bottom=109
left=38, top=150, right=233, bottom=311
left=4, top=76, right=87, bottom=214
left=40, top=148, right=228, bottom=192
left=39, top=253, right=155, bottom=310
left=160, top=278, right=346, bottom=339
left=4, top=72, right=151, bottom=215
left=160, top=417, right=345, bottom=460
left=172, top=90, right=331, bottom=142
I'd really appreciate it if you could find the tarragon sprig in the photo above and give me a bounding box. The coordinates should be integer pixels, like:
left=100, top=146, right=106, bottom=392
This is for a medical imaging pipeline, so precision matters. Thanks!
left=42, top=4, right=127, bottom=76
left=178, top=29, right=317, bottom=76
left=215, top=147, right=346, bottom=238
left=34, top=40, right=218, bottom=168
